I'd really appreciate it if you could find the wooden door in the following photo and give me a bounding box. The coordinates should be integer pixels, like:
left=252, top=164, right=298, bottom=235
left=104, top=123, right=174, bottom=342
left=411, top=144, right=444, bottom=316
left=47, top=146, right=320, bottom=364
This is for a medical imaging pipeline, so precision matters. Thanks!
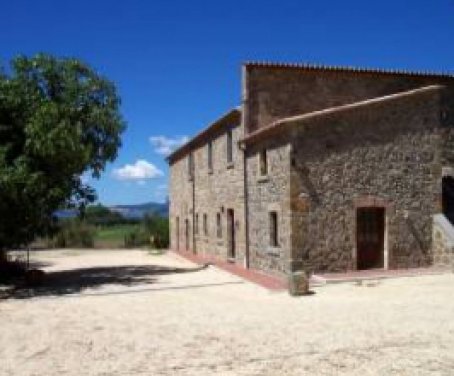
left=185, top=219, right=189, bottom=251
left=227, top=209, right=235, bottom=260
left=356, top=207, right=385, bottom=270
left=176, top=217, right=180, bottom=250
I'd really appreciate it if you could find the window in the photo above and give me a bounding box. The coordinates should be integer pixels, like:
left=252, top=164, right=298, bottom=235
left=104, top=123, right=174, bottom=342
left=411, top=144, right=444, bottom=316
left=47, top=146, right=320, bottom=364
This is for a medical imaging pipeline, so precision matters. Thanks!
left=227, top=129, right=233, bottom=164
left=216, top=212, right=222, bottom=238
left=259, top=149, right=268, bottom=176
left=203, top=213, right=208, bottom=236
left=188, top=153, right=194, bottom=179
left=195, top=213, right=199, bottom=235
left=207, top=141, right=213, bottom=171
left=269, top=211, right=278, bottom=247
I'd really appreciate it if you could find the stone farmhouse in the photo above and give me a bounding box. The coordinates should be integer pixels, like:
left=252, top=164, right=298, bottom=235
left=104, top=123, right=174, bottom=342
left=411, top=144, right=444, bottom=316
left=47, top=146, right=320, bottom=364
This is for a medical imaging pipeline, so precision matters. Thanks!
left=167, top=62, right=454, bottom=278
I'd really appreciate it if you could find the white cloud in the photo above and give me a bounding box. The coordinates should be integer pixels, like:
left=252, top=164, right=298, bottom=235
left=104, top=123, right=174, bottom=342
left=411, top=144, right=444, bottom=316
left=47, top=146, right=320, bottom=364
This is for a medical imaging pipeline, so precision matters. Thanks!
left=112, top=160, right=164, bottom=181
left=149, top=135, right=189, bottom=156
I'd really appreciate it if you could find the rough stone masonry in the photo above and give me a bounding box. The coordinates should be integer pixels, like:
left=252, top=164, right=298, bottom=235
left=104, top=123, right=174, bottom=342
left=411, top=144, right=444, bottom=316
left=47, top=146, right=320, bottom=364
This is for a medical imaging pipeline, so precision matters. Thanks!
left=167, top=62, right=454, bottom=278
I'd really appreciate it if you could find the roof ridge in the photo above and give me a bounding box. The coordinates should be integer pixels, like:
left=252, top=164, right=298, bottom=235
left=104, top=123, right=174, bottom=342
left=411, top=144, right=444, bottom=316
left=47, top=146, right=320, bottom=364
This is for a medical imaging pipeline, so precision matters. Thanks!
left=243, top=61, right=454, bottom=78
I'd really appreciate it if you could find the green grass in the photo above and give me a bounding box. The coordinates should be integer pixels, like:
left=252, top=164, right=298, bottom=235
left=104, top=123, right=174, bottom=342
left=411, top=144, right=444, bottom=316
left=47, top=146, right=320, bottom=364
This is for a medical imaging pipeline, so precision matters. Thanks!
left=94, top=224, right=139, bottom=248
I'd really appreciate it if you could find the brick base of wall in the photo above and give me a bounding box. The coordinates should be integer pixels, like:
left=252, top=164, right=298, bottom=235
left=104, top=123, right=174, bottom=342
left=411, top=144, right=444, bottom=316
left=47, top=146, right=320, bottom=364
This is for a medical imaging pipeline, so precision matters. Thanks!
left=171, top=249, right=287, bottom=290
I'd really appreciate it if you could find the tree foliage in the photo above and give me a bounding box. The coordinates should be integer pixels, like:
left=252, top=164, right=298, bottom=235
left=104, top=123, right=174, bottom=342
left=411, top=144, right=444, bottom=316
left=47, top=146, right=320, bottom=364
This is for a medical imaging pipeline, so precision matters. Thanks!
left=0, top=54, right=125, bottom=251
left=82, top=204, right=129, bottom=226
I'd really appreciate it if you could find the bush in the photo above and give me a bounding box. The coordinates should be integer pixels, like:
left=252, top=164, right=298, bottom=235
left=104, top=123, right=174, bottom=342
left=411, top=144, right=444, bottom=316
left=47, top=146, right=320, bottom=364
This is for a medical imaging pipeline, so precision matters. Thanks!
left=123, top=215, right=169, bottom=249
left=124, top=229, right=148, bottom=248
left=48, top=219, right=95, bottom=248
left=143, top=215, right=169, bottom=249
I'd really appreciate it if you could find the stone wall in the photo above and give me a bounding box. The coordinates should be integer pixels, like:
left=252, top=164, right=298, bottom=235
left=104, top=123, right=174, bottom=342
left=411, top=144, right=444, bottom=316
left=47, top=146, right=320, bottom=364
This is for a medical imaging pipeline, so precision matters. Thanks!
left=245, top=138, right=292, bottom=276
left=170, top=64, right=454, bottom=278
left=244, top=65, right=454, bottom=134
left=192, top=122, right=246, bottom=263
left=289, top=87, right=444, bottom=272
left=169, top=113, right=246, bottom=264
left=169, top=154, right=194, bottom=252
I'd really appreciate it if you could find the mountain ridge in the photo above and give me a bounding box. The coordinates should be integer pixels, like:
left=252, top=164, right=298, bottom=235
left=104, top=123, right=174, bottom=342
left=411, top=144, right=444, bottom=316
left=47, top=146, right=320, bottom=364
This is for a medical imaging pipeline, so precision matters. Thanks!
left=108, top=201, right=169, bottom=218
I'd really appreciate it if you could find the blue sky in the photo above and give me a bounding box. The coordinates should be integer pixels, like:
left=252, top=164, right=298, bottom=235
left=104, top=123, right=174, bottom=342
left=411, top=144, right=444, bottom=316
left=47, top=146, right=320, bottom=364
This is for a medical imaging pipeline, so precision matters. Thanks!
left=1, top=0, right=453, bottom=205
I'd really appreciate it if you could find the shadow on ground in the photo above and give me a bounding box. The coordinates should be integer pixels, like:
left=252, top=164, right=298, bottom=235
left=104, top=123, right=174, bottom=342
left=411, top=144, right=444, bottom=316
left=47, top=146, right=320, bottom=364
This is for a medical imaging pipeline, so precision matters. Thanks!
left=1, top=264, right=208, bottom=300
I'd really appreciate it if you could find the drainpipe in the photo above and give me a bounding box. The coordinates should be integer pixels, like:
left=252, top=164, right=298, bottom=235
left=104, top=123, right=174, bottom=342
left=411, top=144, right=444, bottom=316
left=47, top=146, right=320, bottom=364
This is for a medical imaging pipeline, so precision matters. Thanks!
left=240, top=64, right=250, bottom=268
left=192, top=157, right=196, bottom=254
left=241, top=143, right=250, bottom=269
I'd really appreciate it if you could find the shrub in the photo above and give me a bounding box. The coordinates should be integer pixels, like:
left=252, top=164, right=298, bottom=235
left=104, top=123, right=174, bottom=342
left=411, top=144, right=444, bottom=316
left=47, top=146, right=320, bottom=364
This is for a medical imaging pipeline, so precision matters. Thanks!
left=142, top=215, right=169, bottom=249
left=124, top=229, right=148, bottom=248
left=123, top=215, right=169, bottom=249
left=48, top=219, right=95, bottom=248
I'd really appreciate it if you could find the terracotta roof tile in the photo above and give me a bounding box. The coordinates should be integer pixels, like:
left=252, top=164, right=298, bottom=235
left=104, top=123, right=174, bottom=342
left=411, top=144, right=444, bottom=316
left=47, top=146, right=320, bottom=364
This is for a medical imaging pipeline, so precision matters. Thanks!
left=244, top=61, right=454, bottom=78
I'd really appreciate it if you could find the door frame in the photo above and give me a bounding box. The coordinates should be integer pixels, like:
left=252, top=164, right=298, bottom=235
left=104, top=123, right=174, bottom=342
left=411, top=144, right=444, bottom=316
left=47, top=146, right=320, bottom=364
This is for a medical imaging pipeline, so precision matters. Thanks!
left=355, top=206, right=388, bottom=270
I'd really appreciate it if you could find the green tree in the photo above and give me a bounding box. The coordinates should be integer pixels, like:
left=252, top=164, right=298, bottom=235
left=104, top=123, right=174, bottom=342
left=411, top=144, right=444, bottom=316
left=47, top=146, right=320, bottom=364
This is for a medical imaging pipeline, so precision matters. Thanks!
left=0, top=54, right=125, bottom=256
left=83, top=204, right=124, bottom=226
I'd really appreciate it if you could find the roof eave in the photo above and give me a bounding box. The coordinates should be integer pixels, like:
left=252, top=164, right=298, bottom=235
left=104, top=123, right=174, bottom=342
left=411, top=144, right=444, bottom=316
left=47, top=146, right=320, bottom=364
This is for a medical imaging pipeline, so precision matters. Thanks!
left=240, top=84, right=445, bottom=146
left=167, top=107, right=241, bottom=164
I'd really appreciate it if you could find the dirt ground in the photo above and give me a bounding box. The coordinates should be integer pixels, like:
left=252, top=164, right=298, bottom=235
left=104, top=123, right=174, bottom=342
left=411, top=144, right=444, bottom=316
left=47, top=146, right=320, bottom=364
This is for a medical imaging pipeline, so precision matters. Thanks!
left=1, top=249, right=454, bottom=376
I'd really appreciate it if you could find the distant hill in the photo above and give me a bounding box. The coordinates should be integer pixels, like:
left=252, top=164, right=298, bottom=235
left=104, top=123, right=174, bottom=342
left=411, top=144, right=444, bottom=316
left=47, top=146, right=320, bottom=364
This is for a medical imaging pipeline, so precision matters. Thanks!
left=109, top=202, right=169, bottom=219
left=55, top=202, right=169, bottom=219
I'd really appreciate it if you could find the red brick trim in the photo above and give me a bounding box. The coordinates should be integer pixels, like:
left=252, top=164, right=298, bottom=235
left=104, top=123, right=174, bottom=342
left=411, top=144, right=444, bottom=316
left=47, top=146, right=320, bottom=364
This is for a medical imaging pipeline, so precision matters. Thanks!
left=354, top=195, right=391, bottom=208
left=171, top=250, right=287, bottom=291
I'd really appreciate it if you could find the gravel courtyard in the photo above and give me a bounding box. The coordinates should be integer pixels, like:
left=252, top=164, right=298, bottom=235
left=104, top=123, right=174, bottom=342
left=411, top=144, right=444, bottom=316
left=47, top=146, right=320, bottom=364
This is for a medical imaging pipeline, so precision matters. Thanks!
left=1, top=249, right=454, bottom=376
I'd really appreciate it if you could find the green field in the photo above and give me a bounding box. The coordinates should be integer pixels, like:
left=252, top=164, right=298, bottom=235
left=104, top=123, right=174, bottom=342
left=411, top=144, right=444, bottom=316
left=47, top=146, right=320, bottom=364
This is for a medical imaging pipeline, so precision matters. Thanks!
left=94, top=224, right=139, bottom=248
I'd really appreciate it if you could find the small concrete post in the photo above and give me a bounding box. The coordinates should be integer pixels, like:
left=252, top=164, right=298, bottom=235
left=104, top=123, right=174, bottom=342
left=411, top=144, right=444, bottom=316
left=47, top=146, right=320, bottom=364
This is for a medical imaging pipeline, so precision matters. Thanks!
left=288, top=263, right=313, bottom=296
